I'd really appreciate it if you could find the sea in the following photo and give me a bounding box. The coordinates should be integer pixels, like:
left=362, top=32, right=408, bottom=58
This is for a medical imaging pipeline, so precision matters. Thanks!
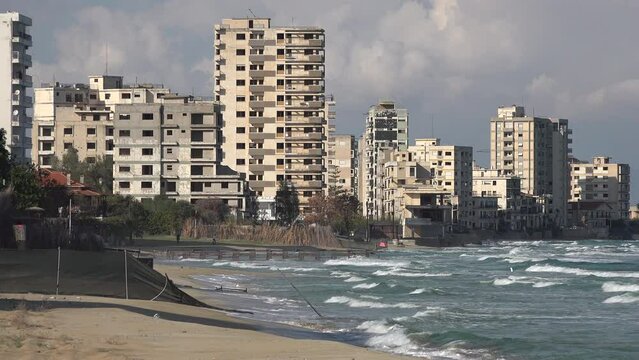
left=160, top=240, right=639, bottom=360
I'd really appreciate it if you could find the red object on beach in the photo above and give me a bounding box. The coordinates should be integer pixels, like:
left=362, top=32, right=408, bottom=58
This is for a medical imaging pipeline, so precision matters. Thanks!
left=377, top=241, right=387, bottom=248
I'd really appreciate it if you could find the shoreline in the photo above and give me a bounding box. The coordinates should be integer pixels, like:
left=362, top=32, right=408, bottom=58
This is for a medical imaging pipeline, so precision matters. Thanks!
left=0, top=291, right=411, bottom=359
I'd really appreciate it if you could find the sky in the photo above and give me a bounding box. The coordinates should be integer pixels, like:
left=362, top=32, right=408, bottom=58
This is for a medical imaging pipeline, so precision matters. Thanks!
left=5, top=0, right=639, bottom=204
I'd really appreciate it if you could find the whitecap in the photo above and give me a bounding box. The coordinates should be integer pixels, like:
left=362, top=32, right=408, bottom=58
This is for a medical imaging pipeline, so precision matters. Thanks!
left=603, top=293, right=639, bottom=304
left=409, top=288, right=426, bottom=295
left=353, top=282, right=379, bottom=289
left=324, top=257, right=409, bottom=267
left=344, top=276, right=366, bottom=283
left=373, top=268, right=451, bottom=278
left=324, top=296, right=417, bottom=309
left=525, top=264, right=639, bottom=279
left=412, top=307, right=445, bottom=318
left=602, top=282, right=639, bottom=293
left=532, top=281, right=560, bottom=288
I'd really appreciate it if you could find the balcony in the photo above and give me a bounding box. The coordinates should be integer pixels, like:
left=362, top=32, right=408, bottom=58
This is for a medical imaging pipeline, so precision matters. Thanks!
left=286, top=116, right=324, bottom=125
left=248, top=132, right=275, bottom=140
left=249, top=70, right=276, bottom=78
left=287, top=100, right=324, bottom=109
left=285, top=84, right=324, bottom=93
left=286, top=70, right=324, bottom=78
left=12, top=33, right=32, bottom=47
left=249, top=180, right=276, bottom=189
left=286, top=164, right=323, bottom=172
left=249, top=148, right=275, bottom=156
left=12, top=74, right=32, bottom=87
left=295, top=180, right=323, bottom=189
left=249, top=54, right=276, bottom=63
left=286, top=148, right=322, bottom=157
left=11, top=115, right=20, bottom=127
left=249, top=100, right=276, bottom=108
left=249, top=116, right=276, bottom=125
left=11, top=94, right=32, bottom=106
left=249, top=164, right=276, bottom=172
left=249, top=39, right=276, bottom=47
left=12, top=51, right=32, bottom=67
left=249, top=85, right=275, bottom=93
left=286, top=38, right=324, bottom=47
left=286, top=133, right=323, bottom=141
left=285, top=54, right=324, bottom=63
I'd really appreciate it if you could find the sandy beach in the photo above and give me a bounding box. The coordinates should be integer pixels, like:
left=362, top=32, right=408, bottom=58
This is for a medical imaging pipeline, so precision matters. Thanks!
left=0, top=262, right=411, bottom=359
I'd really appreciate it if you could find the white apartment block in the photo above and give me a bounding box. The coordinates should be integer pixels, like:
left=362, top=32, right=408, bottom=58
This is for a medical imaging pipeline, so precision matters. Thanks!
left=472, top=165, right=521, bottom=211
left=569, top=156, right=630, bottom=221
left=214, top=18, right=328, bottom=219
left=112, top=96, right=246, bottom=211
left=32, top=75, right=170, bottom=167
left=359, top=101, right=408, bottom=217
left=327, top=134, right=357, bottom=194
left=0, top=12, right=32, bottom=162
left=490, top=105, right=571, bottom=226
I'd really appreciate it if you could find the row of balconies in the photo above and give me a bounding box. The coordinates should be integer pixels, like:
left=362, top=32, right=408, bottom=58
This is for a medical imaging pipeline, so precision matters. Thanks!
left=285, top=54, right=324, bottom=63
left=285, top=38, right=324, bottom=47
left=284, top=132, right=323, bottom=141
left=286, top=164, right=323, bottom=172
left=286, top=84, right=324, bottom=93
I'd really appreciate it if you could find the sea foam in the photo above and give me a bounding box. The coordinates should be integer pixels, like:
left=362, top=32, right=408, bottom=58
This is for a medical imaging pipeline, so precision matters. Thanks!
left=353, top=282, right=379, bottom=289
left=324, top=257, right=409, bottom=267
left=409, top=288, right=426, bottom=294
left=373, top=268, right=451, bottom=278
left=603, top=293, right=639, bottom=304
left=525, top=264, right=639, bottom=279
left=324, top=296, right=417, bottom=309
left=602, top=282, right=639, bottom=293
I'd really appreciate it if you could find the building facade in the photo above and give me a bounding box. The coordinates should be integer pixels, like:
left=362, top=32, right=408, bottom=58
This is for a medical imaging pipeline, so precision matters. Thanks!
left=359, top=101, right=408, bottom=217
left=112, top=96, right=246, bottom=211
left=569, top=156, right=630, bottom=224
left=214, top=18, right=328, bottom=219
left=0, top=12, right=32, bottom=162
left=32, top=75, right=170, bottom=167
left=327, top=134, right=357, bottom=194
left=490, top=105, right=571, bottom=226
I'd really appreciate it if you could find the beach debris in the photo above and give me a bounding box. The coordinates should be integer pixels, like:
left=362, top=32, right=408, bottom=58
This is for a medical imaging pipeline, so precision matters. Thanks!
left=153, top=313, right=160, bottom=319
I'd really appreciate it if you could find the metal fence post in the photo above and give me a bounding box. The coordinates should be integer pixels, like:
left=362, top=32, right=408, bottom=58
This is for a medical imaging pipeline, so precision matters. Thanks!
left=56, top=246, right=61, bottom=296
left=124, top=249, right=129, bottom=300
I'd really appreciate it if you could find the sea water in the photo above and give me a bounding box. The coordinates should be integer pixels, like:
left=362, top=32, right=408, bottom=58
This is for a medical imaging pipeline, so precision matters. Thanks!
left=162, top=240, right=639, bottom=359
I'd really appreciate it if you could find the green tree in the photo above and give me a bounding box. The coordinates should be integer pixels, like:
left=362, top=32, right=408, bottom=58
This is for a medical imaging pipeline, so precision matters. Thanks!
left=0, top=129, right=10, bottom=191
left=52, top=147, right=86, bottom=182
left=10, top=163, right=44, bottom=210
left=275, top=180, right=299, bottom=226
left=105, top=195, right=148, bottom=242
left=173, top=200, right=194, bottom=242
left=84, top=156, right=113, bottom=194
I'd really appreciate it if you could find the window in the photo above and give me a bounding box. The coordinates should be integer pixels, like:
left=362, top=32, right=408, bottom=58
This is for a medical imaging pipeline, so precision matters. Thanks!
left=236, top=159, right=245, bottom=165
left=119, top=181, right=130, bottom=189
left=236, top=49, right=246, bottom=56
left=142, top=130, right=154, bottom=137
left=236, top=80, right=245, bottom=86
left=236, top=143, right=245, bottom=149
left=236, top=96, right=245, bottom=102
left=119, top=166, right=130, bottom=172
left=222, top=182, right=229, bottom=189
left=142, top=165, right=153, bottom=175
left=236, top=65, right=246, bottom=71
left=236, top=33, right=246, bottom=40
left=87, top=142, right=96, bottom=150
left=167, top=165, right=173, bottom=171
left=166, top=130, right=173, bottom=136
left=87, top=128, right=96, bottom=135
left=119, top=114, right=130, bottom=120
left=142, top=113, right=154, bottom=120
left=191, top=165, right=203, bottom=175
left=191, top=149, right=203, bottom=158
left=93, top=114, right=101, bottom=121
left=64, top=127, right=73, bottom=135
left=90, top=94, right=97, bottom=100
left=167, top=114, right=173, bottom=120
left=236, top=111, right=246, bottom=118
left=142, top=148, right=153, bottom=156
left=141, top=181, right=152, bottom=189
left=105, top=93, right=111, bottom=100
left=166, top=148, right=173, bottom=154
left=236, top=127, right=246, bottom=134
left=119, top=130, right=130, bottom=137
left=121, top=93, right=131, bottom=99
left=119, top=148, right=130, bottom=156
left=191, top=131, right=203, bottom=142
left=63, top=142, right=72, bottom=150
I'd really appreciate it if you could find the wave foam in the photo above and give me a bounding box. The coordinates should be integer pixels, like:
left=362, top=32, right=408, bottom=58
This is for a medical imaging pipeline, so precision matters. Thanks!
left=353, top=282, right=379, bottom=289
left=373, top=268, right=451, bottom=278
left=532, top=281, right=560, bottom=288
left=412, top=307, right=446, bottom=318
left=603, top=293, right=639, bottom=304
left=602, top=282, right=639, bottom=293
left=324, top=296, right=417, bottom=309
left=344, top=276, right=366, bottom=283
left=526, top=264, right=639, bottom=278
left=324, top=257, right=409, bottom=267
left=409, top=288, right=426, bottom=295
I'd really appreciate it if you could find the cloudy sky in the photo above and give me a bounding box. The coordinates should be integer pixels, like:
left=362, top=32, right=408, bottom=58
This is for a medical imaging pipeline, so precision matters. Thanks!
left=5, top=0, right=639, bottom=203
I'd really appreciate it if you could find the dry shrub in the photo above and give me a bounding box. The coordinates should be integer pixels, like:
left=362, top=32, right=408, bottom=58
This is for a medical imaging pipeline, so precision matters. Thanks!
left=10, top=302, right=31, bottom=329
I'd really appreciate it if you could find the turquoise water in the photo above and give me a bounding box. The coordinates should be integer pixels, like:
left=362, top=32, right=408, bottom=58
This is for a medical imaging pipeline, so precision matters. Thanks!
left=163, top=240, right=639, bottom=359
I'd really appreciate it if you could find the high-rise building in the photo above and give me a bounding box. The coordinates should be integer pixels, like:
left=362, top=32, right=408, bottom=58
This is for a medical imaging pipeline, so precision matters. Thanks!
left=112, top=96, right=246, bottom=211
left=359, top=101, right=408, bottom=217
left=0, top=12, right=32, bottom=162
left=490, top=105, right=571, bottom=226
left=32, top=75, right=170, bottom=167
left=214, top=18, right=328, bottom=219
left=569, top=156, right=630, bottom=224
left=327, top=134, right=357, bottom=194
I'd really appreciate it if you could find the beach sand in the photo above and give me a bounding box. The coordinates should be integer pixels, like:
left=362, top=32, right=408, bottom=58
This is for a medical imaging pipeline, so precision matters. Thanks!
left=0, top=264, right=411, bottom=359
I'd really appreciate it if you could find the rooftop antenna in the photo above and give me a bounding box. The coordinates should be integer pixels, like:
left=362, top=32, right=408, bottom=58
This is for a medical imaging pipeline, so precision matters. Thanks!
left=105, top=42, right=109, bottom=75
left=248, top=8, right=256, bottom=18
